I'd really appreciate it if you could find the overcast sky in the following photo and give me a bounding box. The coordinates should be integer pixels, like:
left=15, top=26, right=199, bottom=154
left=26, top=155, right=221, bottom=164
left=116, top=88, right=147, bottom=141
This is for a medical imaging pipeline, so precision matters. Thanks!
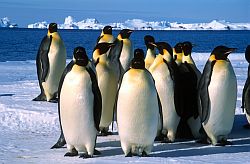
left=0, top=0, right=249, bottom=27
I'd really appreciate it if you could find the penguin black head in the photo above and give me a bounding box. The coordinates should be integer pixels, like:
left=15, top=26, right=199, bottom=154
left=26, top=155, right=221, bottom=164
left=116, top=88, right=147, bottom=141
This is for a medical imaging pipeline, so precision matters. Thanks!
left=131, top=49, right=145, bottom=69
left=174, top=42, right=183, bottom=53
left=93, top=42, right=115, bottom=55
left=182, top=41, right=193, bottom=56
left=119, top=29, right=133, bottom=39
left=211, top=46, right=237, bottom=60
left=245, top=45, right=250, bottom=63
left=48, top=23, right=58, bottom=33
left=144, top=35, right=155, bottom=50
left=103, top=25, right=112, bottom=35
left=154, top=42, right=173, bottom=57
left=73, top=47, right=89, bottom=66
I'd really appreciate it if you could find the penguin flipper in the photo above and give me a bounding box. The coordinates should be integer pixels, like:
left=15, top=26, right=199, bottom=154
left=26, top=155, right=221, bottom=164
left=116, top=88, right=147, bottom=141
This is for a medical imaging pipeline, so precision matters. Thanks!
left=86, top=67, right=102, bottom=132
left=38, top=35, right=52, bottom=83
left=108, top=38, right=123, bottom=62
left=198, top=60, right=215, bottom=123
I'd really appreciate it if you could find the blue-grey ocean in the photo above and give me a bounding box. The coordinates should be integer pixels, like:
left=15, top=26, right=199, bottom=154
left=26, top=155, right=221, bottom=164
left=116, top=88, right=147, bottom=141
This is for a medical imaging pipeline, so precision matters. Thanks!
left=0, top=28, right=250, bottom=62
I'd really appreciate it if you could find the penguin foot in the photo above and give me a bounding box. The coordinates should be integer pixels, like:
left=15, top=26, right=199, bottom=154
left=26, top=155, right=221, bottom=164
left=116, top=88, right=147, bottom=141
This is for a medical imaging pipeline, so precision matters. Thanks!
left=141, top=151, right=149, bottom=157
left=154, top=134, right=165, bottom=142
left=243, top=124, right=250, bottom=129
left=98, top=130, right=113, bottom=136
left=125, top=152, right=133, bottom=157
left=32, top=94, right=46, bottom=101
left=215, top=139, right=232, bottom=146
left=48, top=98, right=58, bottom=103
left=196, top=137, right=210, bottom=144
left=79, top=154, right=92, bottom=159
left=64, top=148, right=78, bottom=157
left=94, top=149, right=101, bottom=155
left=161, top=137, right=172, bottom=143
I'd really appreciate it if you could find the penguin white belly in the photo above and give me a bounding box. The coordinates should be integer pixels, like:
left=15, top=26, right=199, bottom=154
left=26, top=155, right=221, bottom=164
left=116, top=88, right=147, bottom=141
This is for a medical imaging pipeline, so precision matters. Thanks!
left=119, top=43, right=133, bottom=74
left=117, top=70, right=158, bottom=155
left=151, top=64, right=180, bottom=141
left=145, top=49, right=155, bottom=70
left=96, top=64, right=118, bottom=129
left=42, top=39, right=66, bottom=100
left=60, top=68, right=96, bottom=154
left=204, top=62, right=237, bottom=143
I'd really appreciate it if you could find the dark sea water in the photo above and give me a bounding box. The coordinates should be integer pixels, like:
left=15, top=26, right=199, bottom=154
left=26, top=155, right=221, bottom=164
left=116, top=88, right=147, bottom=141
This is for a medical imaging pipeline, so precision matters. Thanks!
left=0, top=28, right=250, bottom=62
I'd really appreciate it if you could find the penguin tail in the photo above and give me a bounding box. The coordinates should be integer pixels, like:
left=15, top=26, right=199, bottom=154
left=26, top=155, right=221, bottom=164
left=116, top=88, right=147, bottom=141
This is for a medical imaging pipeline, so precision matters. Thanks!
left=51, top=132, right=66, bottom=149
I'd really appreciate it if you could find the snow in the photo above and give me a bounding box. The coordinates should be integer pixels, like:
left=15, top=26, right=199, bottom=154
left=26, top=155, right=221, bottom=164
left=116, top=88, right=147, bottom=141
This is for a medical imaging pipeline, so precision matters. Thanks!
left=27, top=16, right=250, bottom=30
left=0, top=17, right=18, bottom=28
left=1, top=53, right=250, bottom=163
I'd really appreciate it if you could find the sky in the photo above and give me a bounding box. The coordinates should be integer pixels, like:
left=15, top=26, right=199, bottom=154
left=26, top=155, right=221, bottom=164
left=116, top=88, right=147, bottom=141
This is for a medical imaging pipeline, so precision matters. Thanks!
left=0, top=0, right=249, bottom=27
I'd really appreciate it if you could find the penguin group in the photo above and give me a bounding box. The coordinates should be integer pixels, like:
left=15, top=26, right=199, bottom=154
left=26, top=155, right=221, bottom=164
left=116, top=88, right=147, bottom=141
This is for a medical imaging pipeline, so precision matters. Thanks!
left=33, top=23, right=249, bottom=158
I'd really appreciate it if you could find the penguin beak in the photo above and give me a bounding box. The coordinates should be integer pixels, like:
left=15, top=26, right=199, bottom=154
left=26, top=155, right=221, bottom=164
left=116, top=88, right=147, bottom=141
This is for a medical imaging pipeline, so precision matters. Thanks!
left=225, top=48, right=237, bottom=55
left=128, top=30, right=133, bottom=34
left=148, top=42, right=157, bottom=47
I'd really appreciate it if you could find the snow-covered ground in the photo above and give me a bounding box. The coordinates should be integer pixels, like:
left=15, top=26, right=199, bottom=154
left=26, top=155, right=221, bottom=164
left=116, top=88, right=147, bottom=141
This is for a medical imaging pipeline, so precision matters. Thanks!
left=27, top=16, right=250, bottom=30
left=1, top=53, right=250, bottom=163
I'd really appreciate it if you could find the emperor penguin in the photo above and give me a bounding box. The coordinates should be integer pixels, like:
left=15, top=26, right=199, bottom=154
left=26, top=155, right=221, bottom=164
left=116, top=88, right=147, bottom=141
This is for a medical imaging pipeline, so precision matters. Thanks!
left=59, top=47, right=102, bottom=158
left=144, top=35, right=156, bottom=69
left=198, top=46, right=237, bottom=146
left=117, top=29, right=134, bottom=77
left=241, top=45, right=250, bottom=129
left=93, top=42, right=118, bottom=135
left=117, top=49, right=160, bottom=157
left=149, top=42, right=180, bottom=142
left=33, top=23, right=66, bottom=102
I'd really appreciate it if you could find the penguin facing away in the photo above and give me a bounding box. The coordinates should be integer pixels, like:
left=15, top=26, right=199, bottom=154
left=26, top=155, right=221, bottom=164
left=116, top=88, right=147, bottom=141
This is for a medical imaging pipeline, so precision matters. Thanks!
left=93, top=42, right=118, bottom=136
left=33, top=23, right=66, bottom=102
left=144, top=35, right=156, bottom=69
left=241, top=45, right=250, bottom=129
left=198, top=46, right=237, bottom=146
left=58, top=47, right=102, bottom=158
left=117, top=49, right=160, bottom=157
left=149, top=42, right=180, bottom=142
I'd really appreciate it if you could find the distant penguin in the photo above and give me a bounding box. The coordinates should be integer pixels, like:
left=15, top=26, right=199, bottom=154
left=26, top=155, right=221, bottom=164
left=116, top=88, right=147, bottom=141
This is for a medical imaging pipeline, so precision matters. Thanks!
left=241, top=45, right=250, bottom=129
left=59, top=47, right=102, bottom=158
left=176, top=41, right=202, bottom=140
left=93, top=42, right=118, bottom=135
left=33, top=23, right=66, bottom=102
left=144, top=35, right=156, bottom=69
left=117, top=29, right=133, bottom=76
left=117, top=49, right=159, bottom=157
left=198, top=46, right=237, bottom=146
left=149, top=42, right=180, bottom=142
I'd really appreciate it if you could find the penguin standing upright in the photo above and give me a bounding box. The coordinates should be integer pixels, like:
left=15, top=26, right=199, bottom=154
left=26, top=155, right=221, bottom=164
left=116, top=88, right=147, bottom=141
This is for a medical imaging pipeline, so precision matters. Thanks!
left=176, top=42, right=202, bottom=140
left=117, top=49, right=160, bottom=157
left=198, top=46, right=237, bottom=146
left=241, top=45, right=250, bottom=128
left=93, top=43, right=118, bottom=135
left=33, top=23, right=66, bottom=102
left=144, top=35, right=156, bottom=69
left=59, top=47, right=102, bottom=158
left=117, top=29, right=133, bottom=76
left=149, top=42, right=180, bottom=142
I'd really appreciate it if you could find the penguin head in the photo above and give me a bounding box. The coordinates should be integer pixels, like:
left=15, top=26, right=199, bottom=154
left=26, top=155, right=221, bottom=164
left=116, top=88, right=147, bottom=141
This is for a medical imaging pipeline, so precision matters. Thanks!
left=73, top=47, right=89, bottom=66
left=48, top=23, right=58, bottom=33
left=118, top=29, right=133, bottom=39
left=182, top=41, right=193, bottom=56
left=93, top=42, right=115, bottom=55
left=154, top=42, right=173, bottom=57
left=245, top=45, right=250, bottom=63
left=144, top=35, right=155, bottom=50
left=131, top=49, right=145, bottom=69
left=102, top=26, right=112, bottom=35
left=211, top=46, right=237, bottom=60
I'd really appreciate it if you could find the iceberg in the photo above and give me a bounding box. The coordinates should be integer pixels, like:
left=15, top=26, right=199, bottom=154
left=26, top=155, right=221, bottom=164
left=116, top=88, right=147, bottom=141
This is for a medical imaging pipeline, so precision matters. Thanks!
left=0, top=17, right=18, bottom=28
left=27, top=16, right=250, bottom=30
